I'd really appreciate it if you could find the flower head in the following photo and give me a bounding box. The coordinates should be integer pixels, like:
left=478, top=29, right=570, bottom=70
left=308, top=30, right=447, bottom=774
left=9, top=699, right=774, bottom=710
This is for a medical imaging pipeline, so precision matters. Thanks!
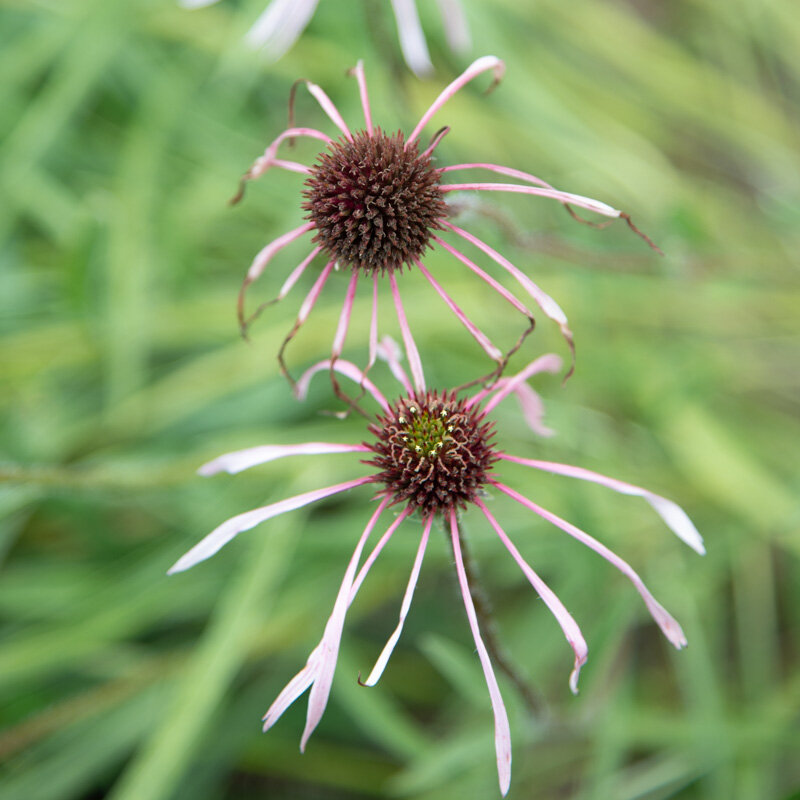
left=169, top=337, right=703, bottom=796
left=233, top=57, right=657, bottom=394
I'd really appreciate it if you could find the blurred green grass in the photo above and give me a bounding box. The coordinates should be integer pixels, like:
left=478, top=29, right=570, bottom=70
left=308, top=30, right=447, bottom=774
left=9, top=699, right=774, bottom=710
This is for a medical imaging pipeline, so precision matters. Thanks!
left=1, top=0, right=798, bottom=798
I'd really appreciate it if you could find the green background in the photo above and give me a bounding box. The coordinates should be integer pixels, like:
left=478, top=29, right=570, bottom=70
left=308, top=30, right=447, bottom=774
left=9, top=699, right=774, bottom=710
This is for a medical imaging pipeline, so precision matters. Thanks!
left=1, top=0, right=798, bottom=798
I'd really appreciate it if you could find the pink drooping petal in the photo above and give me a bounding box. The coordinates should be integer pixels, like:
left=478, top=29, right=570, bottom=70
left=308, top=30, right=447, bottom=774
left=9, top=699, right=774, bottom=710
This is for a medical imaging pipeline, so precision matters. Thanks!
left=497, top=455, right=705, bottom=555
left=276, top=246, right=323, bottom=302
left=435, top=0, right=471, bottom=53
left=262, top=645, right=320, bottom=730
left=332, top=271, right=358, bottom=358
left=444, top=221, right=574, bottom=352
left=245, top=0, right=319, bottom=59
left=449, top=508, right=512, bottom=796
left=295, top=358, right=390, bottom=412
left=167, top=476, right=375, bottom=575
left=245, top=222, right=315, bottom=284
left=389, top=273, right=426, bottom=394
left=198, top=442, right=371, bottom=477
left=263, top=503, right=410, bottom=732
left=491, top=481, right=689, bottom=649
left=415, top=258, right=502, bottom=362
left=390, top=0, right=434, bottom=77
left=300, top=498, right=388, bottom=751
left=432, top=234, right=533, bottom=317
left=246, top=128, right=331, bottom=182
left=481, top=354, right=563, bottom=413
left=363, top=515, right=433, bottom=686
left=296, top=260, right=334, bottom=323
left=440, top=182, right=621, bottom=220
left=407, top=55, right=505, bottom=147
left=475, top=498, right=587, bottom=694
left=348, top=60, right=373, bottom=134
left=508, top=382, right=554, bottom=438
left=375, top=335, right=413, bottom=395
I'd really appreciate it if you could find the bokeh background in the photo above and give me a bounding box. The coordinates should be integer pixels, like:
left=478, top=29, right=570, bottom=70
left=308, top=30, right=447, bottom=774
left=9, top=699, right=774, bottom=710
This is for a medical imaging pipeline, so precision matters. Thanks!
left=1, top=1, right=799, bottom=798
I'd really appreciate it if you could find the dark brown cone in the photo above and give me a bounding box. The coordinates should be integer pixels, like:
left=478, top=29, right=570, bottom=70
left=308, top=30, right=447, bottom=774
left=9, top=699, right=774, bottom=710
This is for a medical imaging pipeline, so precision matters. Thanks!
left=365, top=391, right=498, bottom=515
left=302, top=129, right=447, bottom=276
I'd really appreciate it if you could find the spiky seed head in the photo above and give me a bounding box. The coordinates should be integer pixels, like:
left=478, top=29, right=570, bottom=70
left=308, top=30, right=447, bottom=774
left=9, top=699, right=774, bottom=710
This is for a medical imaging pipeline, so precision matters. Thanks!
left=302, top=129, right=447, bottom=276
left=366, top=391, right=498, bottom=515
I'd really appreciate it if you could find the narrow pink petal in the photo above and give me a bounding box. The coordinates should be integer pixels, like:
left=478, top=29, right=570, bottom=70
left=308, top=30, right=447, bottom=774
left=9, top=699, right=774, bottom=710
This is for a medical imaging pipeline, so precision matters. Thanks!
left=348, top=60, right=373, bottom=134
left=367, top=275, right=379, bottom=372
left=415, top=258, right=503, bottom=362
left=375, top=335, right=413, bottom=394
left=350, top=506, right=413, bottom=599
left=198, top=442, right=371, bottom=477
left=475, top=498, right=587, bottom=693
left=449, top=508, right=512, bottom=796
left=443, top=221, right=571, bottom=328
left=297, top=260, right=334, bottom=323
left=508, top=382, right=554, bottom=437
left=295, top=358, right=389, bottom=412
left=299, top=79, right=352, bottom=140
left=263, top=501, right=409, bottom=732
left=432, top=234, right=532, bottom=317
left=246, top=222, right=315, bottom=283
left=363, top=515, right=433, bottom=686
left=481, top=354, right=563, bottom=413
left=440, top=182, right=621, bottom=219
left=407, top=56, right=505, bottom=147
left=436, top=0, right=471, bottom=53
left=167, top=476, right=374, bottom=575
left=300, top=499, right=388, bottom=751
left=277, top=246, right=322, bottom=301
left=389, top=273, right=426, bottom=394
left=390, top=0, right=434, bottom=77
left=497, top=455, right=705, bottom=555
left=247, top=128, right=331, bottom=181
left=262, top=645, right=321, bottom=730
left=332, top=271, right=358, bottom=358
left=245, top=0, right=319, bottom=59
left=439, top=162, right=557, bottom=192
left=270, top=158, right=311, bottom=175
left=491, top=481, right=689, bottom=649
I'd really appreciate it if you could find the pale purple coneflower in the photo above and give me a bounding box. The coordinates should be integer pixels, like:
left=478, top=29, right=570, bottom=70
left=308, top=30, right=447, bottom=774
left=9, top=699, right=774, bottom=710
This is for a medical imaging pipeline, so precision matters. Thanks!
left=168, top=337, right=703, bottom=796
left=233, top=57, right=657, bottom=396
left=178, top=0, right=471, bottom=77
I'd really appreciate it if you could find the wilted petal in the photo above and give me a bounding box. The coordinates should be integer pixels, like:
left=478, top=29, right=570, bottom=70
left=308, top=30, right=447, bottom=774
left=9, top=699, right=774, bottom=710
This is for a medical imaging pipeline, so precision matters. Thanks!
left=167, top=476, right=375, bottom=574
left=389, top=273, right=426, bottom=394
left=375, top=335, right=412, bottom=394
left=482, top=354, right=563, bottom=413
left=450, top=509, right=512, bottom=796
left=498, top=455, right=705, bottom=555
left=198, top=442, right=370, bottom=476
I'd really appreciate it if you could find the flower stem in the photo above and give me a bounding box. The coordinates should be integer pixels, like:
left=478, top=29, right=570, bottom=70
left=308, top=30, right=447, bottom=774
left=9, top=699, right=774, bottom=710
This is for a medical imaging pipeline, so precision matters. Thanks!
left=449, top=515, right=546, bottom=719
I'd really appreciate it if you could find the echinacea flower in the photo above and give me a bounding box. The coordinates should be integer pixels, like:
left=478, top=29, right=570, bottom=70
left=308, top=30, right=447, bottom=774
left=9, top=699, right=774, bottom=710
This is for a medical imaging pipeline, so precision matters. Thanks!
left=169, top=337, right=704, bottom=796
left=234, top=57, right=657, bottom=393
left=179, top=0, right=471, bottom=77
